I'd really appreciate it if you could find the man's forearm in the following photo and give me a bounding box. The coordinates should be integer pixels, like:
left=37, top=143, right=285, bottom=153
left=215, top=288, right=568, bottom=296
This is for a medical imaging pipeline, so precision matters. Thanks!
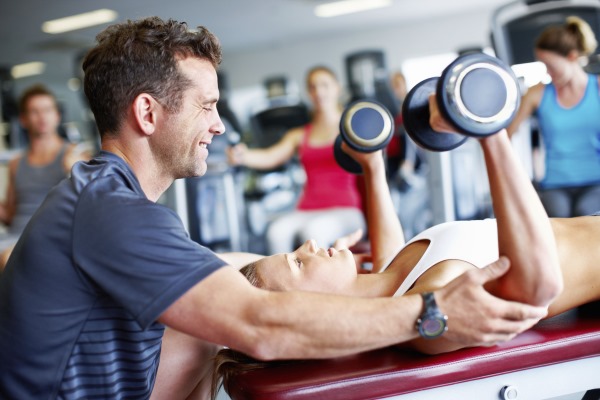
left=242, top=290, right=423, bottom=360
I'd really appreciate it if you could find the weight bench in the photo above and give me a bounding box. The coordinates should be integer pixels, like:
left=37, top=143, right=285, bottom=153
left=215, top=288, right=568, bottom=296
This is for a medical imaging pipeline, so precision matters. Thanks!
left=226, top=304, right=600, bottom=400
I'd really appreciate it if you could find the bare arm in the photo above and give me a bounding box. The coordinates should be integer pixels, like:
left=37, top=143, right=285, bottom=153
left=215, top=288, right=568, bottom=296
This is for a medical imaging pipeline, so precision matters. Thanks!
left=429, top=96, right=562, bottom=307
left=63, top=142, right=93, bottom=173
left=159, top=264, right=546, bottom=360
left=480, top=132, right=562, bottom=306
left=226, top=128, right=303, bottom=170
left=506, top=83, right=543, bottom=138
left=0, top=157, right=19, bottom=226
left=341, top=145, right=405, bottom=272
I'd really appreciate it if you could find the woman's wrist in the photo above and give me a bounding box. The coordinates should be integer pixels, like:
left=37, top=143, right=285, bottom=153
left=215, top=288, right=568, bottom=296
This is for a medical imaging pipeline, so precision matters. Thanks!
left=361, top=152, right=386, bottom=175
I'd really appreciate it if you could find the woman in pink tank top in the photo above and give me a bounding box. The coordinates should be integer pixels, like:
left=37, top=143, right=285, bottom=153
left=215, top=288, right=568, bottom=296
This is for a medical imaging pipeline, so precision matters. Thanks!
left=227, top=66, right=366, bottom=253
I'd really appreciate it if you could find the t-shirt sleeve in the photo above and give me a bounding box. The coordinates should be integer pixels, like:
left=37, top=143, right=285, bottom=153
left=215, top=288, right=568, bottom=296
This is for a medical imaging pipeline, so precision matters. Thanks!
left=73, top=177, right=227, bottom=329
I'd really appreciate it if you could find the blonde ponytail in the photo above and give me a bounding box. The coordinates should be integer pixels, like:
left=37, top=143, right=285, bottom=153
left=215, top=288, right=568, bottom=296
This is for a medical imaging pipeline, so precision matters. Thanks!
left=566, top=16, right=598, bottom=55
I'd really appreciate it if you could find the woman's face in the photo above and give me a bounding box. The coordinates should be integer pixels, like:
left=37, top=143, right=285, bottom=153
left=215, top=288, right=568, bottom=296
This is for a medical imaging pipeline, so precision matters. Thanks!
left=535, top=48, right=577, bottom=87
left=307, top=70, right=340, bottom=111
left=254, top=239, right=357, bottom=294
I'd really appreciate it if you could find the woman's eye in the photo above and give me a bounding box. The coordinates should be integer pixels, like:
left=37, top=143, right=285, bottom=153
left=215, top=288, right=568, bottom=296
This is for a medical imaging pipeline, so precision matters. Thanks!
left=295, top=258, right=302, bottom=268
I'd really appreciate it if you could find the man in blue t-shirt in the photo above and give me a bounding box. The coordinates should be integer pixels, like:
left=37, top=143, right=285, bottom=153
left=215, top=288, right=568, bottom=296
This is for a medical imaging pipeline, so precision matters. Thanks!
left=0, top=17, right=548, bottom=399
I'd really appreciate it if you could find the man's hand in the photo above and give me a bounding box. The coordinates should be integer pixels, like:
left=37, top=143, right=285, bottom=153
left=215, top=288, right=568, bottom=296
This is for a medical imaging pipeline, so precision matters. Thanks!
left=434, top=256, right=548, bottom=347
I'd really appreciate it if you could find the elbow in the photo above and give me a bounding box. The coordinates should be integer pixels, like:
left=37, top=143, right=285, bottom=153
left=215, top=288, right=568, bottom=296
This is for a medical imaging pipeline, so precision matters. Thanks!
left=244, top=339, right=281, bottom=361
left=234, top=328, right=290, bottom=362
left=527, top=255, right=564, bottom=307
left=535, top=271, right=563, bottom=307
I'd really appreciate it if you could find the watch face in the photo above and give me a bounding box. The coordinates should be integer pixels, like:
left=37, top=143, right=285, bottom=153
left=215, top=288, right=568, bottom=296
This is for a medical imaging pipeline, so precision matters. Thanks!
left=422, top=317, right=446, bottom=337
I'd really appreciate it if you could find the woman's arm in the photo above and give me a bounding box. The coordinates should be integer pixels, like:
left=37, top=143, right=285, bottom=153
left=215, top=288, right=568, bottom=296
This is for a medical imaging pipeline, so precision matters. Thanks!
left=429, top=96, right=562, bottom=307
left=342, top=145, right=405, bottom=273
left=480, top=132, right=562, bottom=306
left=226, top=127, right=303, bottom=170
left=506, top=83, right=544, bottom=138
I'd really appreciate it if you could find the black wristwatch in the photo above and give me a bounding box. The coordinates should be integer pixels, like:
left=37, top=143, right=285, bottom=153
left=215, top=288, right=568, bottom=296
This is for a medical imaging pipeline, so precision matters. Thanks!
left=416, top=292, right=448, bottom=339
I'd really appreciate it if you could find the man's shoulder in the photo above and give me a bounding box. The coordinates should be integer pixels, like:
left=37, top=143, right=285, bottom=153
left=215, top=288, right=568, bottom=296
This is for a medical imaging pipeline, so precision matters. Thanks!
left=72, top=155, right=143, bottom=199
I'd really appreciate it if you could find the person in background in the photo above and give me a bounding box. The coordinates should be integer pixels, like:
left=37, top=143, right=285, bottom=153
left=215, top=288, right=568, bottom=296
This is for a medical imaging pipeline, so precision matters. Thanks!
left=227, top=66, right=366, bottom=254
left=507, top=16, right=600, bottom=217
left=0, top=84, right=91, bottom=269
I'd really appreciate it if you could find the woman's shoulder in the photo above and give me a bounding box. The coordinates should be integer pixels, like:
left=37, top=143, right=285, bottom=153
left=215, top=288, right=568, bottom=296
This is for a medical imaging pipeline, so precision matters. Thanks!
left=526, top=82, right=546, bottom=97
left=282, top=125, right=308, bottom=146
left=522, top=83, right=545, bottom=110
left=408, top=219, right=496, bottom=244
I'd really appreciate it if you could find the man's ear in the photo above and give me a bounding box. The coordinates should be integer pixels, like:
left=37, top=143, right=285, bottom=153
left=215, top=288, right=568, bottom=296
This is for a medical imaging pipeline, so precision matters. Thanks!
left=132, top=93, right=159, bottom=136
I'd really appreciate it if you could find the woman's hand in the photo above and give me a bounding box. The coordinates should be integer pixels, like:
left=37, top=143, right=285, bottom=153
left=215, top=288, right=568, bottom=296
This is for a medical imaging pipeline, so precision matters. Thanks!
left=332, top=228, right=364, bottom=250
left=332, top=229, right=372, bottom=273
left=428, top=94, right=458, bottom=134
left=339, top=141, right=384, bottom=173
left=226, top=143, right=247, bottom=166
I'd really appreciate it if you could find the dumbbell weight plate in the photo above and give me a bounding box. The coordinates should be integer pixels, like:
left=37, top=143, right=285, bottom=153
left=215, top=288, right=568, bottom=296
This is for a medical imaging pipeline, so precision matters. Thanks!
left=436, top=53, right=520, bottom=137
left=334, top=135, right=363, bottom=174
left=402, top=77, right=467, bottom=152
left=339, top=100, right=394, bottom=152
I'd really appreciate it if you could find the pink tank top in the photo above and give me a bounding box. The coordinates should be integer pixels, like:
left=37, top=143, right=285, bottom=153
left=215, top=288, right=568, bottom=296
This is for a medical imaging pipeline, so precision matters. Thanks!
left=297, top=125, right=362, bottom=211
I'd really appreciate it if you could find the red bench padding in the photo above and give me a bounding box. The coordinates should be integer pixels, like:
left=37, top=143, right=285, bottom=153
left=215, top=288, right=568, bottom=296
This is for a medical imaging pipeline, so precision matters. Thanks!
left=227, top=307, right=600, bottom=400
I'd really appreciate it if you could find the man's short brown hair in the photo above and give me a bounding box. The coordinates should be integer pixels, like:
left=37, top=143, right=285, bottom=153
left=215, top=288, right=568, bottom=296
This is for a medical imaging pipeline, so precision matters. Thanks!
left=82, top=17, right=222, bottom=137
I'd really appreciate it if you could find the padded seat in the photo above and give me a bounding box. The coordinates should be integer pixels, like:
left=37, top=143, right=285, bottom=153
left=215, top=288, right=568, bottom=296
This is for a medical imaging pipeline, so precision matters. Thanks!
left=227, top=305, right=600, bottom=399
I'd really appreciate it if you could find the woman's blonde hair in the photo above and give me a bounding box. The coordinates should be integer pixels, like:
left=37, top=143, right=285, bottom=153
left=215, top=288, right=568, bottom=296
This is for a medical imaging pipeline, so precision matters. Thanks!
left=536, top=15, right=598, bottom=57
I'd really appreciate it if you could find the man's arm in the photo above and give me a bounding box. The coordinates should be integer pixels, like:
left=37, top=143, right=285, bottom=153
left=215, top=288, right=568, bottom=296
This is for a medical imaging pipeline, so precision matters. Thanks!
left=159, top=262, right=546, bottom=361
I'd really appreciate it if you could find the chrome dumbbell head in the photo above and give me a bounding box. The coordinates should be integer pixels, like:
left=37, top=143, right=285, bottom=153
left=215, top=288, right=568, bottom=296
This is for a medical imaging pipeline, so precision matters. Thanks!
left=335, top=100, right=394, bottom=174
left=403, top=53, right=521, bottom=152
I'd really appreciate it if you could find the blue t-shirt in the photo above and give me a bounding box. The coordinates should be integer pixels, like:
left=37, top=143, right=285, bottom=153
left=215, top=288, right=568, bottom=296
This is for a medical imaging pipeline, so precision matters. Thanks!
left=536, top=74, right=600, bottom=189
left=0, top=151, right=226, bottom=399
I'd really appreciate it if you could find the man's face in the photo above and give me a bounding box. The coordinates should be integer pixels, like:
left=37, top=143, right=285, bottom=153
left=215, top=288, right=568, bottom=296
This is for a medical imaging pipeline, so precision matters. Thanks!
left=152, top=57, right=225, bottom=179
left=20, top=94, right=60, bottom=138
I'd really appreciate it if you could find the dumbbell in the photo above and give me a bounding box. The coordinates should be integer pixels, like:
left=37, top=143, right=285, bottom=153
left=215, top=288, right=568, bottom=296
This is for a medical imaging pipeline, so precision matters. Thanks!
left=334, top=100, right=394, bottom=174
left=402, top=53, right=521, bottom=152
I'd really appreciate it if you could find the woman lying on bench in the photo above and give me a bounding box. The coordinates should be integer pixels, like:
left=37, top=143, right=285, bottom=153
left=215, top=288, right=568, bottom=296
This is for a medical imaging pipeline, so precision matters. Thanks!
left=212, top=97, right=600, bottom=396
